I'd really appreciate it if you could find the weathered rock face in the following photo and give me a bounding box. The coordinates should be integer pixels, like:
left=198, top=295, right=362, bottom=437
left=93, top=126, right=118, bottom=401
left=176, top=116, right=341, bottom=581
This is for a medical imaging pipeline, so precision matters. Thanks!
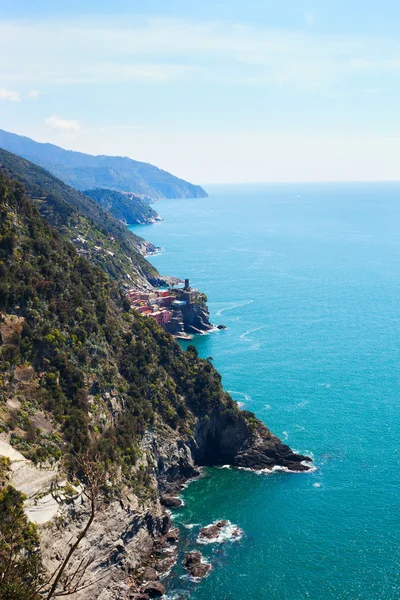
left=31, top=404, right=310, bottom=600
left=141, top=581, right=166, bottom=598
left=181, top=302, right=213, bottom=334
left=192, top=408, right=311, bottom=472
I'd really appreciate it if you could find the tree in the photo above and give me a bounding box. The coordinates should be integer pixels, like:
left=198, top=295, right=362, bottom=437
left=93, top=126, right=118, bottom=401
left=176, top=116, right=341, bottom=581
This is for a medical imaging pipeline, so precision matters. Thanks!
left=0, top=484, right=45, bottom=600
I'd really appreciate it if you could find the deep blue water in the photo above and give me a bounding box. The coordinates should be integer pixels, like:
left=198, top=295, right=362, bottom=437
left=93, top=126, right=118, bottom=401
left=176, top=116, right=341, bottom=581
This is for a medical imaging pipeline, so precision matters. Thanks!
left=129, top=183, right=400, bottom=600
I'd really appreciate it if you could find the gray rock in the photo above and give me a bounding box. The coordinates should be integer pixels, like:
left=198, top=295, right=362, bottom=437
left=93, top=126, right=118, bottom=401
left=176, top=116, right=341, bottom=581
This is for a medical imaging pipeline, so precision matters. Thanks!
left=183, top=551, right=211, bottom=579
left=142, top=567, right=159, bottom=581
left=141, top=581, right=166, bottom=598
left=160, top=496, right=182, bottom=508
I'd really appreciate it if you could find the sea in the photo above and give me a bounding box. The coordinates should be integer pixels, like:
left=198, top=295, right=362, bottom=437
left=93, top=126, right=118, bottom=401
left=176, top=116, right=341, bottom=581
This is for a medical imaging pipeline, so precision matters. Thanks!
left=128, top=182, right=400, bottom=600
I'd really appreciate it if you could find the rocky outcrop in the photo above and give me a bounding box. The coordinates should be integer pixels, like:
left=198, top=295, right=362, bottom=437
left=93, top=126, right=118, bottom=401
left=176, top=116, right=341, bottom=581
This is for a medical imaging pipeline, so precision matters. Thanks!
left=3, top=404, right=311, bottom=600
left=141, top=581, right=166, bottom=598
left=192, top=408, right=311, bottom=472
left=160, top=495, right=183, bottom=508
left=182, top=551, right=211, bottom=579
left=181, top=302, right=213, bottom=334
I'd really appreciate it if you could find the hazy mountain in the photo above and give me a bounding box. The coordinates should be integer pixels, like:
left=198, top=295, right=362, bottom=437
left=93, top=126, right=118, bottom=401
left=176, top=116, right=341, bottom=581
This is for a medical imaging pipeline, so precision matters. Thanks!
left=0, top=129, right=208, bottom=200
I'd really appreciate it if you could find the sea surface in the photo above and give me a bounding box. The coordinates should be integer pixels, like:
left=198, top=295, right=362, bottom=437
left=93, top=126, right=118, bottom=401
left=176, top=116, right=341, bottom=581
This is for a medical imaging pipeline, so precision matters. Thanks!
left=129, top=183, right=400, bottom=600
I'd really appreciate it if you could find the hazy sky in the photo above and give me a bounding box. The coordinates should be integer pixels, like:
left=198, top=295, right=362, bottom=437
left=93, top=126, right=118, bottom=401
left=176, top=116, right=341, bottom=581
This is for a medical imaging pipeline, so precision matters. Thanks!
left=2, top=0, right=400, bottom=183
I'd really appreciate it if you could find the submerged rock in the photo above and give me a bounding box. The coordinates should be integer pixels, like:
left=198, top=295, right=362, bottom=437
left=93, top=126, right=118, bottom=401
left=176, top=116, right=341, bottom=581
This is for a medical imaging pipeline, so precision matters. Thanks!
left=217, top=324, right=227, bottom=330
left=183, top=551, right=211, bottom=579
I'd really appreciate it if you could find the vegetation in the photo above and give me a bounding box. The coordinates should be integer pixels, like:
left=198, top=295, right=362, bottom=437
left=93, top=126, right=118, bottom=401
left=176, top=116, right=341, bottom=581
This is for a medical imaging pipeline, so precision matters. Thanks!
left=0, top=167, right=237, bottom=596
left=0, top=148, right=158, bottom=286
left=0, top=482, right=45, bottom=600
left=0, top=173, right=238, bottom=469
left=83, top=188, right=159, bottom=225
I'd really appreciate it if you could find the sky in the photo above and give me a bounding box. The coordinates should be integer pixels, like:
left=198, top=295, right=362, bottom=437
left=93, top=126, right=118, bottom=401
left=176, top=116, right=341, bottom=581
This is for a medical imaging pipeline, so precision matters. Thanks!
left=2, top=0, right=400, bottom=183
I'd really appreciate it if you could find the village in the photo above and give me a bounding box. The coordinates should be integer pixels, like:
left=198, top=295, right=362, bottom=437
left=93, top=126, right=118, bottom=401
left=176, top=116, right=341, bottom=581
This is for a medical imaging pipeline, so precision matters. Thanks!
left=126, top=279, right=203, bottom=339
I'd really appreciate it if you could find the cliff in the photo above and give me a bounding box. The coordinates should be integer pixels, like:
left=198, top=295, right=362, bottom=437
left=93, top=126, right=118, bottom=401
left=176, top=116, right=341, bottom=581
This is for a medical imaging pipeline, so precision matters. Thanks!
left=0, top=129, right=208, bottom=200
left=0, top=174, right=311, bottom=599
left=83, top=188, right=161, bottom=225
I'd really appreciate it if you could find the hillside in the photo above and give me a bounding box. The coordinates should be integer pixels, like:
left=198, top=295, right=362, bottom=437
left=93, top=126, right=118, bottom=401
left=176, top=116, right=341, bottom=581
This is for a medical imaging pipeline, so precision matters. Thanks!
left=84, top=187, right=160, bottom=225
left=0, top=173, right=310, bottom=599
left=0, top=129, right=208, bottom=200
left=0, top=148, right=160, bottom=288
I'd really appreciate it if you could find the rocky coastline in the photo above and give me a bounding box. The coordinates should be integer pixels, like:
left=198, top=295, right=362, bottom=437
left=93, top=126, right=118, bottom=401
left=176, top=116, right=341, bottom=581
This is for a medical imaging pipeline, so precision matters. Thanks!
left=30, top=412, right=311, bottom=599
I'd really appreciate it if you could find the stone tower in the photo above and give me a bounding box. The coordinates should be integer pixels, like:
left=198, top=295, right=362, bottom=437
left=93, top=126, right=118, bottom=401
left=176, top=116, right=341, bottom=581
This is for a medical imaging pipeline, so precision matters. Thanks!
left=184, top=278, right=190, bottom=290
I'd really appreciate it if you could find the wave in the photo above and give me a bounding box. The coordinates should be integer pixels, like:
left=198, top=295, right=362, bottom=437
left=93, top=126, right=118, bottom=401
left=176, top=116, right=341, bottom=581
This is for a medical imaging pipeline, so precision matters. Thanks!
left=240, top=325, right=265, bottom=340
left=227, top=390, right=252, bottom=404
left=238, top=462, right=317, bottom=475
left=216, top=300, right=253, bottom=317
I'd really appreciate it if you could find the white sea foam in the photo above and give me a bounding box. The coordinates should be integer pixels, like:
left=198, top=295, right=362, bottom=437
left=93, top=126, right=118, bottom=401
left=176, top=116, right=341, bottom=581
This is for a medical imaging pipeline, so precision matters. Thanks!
left=240, top=325, right=265, bottom=340
left=216, top=300, right=253, bottom=317
left=217, top=465, right=231, bottom=469
left=238, top=462, right=317, bottom=475
left=227, top=390, right=252, bottom=403
left=237, top=401, right=245, bottom=409
left=197, top=520, right=244, bottom=544
left=282, top=431, right=289, bottom=440
left=183, top=523, right=200, bottom=529
left=313, top=482, right=322, bottom=488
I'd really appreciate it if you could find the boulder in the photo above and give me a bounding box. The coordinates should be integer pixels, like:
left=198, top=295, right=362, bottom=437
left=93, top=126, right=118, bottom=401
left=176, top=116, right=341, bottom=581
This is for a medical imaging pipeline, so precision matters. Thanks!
left=199, top=524, right=220, bottom=539
left=160, top=495, right=182, bottom=508
left=183, top=551, right=211, bottom=579
left=199, top=520, right=228, bottom=540
left=142, top=567, right=159, bottom=581
left=141, top=581, right=166, bottom=598
left=217, top=324, right=227, bottom=330
left=166, top=528, right=179, bottom=543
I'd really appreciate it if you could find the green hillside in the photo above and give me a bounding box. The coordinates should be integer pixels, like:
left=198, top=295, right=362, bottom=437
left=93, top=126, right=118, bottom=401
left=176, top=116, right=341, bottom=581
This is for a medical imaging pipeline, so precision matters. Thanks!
left=0, top=148, right=158, bottom=287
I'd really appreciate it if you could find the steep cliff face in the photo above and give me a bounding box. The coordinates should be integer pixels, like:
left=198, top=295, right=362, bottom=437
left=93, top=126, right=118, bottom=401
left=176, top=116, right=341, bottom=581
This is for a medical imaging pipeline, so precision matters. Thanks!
left=31, top=412, right=310, bottom=600
left=181, top=301, right=214, bottom=334
left=0, top=173, right=311, bottom=599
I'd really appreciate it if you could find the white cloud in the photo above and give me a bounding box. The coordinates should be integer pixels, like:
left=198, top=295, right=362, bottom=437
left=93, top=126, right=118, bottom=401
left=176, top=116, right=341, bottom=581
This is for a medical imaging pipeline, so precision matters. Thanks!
left=27, top=89, right=40, bottom=98
left=0, top=17, right=399, bottom=89
left=0, top=88, right=21, bottom=101
left=45, top=114, right=80, bottom=133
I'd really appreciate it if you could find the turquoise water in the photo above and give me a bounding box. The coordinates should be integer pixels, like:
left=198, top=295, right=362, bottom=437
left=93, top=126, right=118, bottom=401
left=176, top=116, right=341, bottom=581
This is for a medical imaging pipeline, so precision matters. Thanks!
left=129, top=183, right=400, bottom=600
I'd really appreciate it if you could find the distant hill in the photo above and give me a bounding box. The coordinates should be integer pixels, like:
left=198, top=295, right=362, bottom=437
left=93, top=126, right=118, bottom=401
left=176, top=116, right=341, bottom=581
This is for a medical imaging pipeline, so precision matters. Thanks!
left=0, top=129, right=208, bottom=200
left=83, top=188, right=160, bottom=225
left=0, top=148, right=160, bottom=287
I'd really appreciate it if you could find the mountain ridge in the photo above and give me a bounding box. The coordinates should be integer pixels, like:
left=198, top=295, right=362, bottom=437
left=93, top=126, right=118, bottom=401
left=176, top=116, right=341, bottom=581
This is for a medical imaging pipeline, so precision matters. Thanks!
left=0, top=129, right=208, bottom=200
